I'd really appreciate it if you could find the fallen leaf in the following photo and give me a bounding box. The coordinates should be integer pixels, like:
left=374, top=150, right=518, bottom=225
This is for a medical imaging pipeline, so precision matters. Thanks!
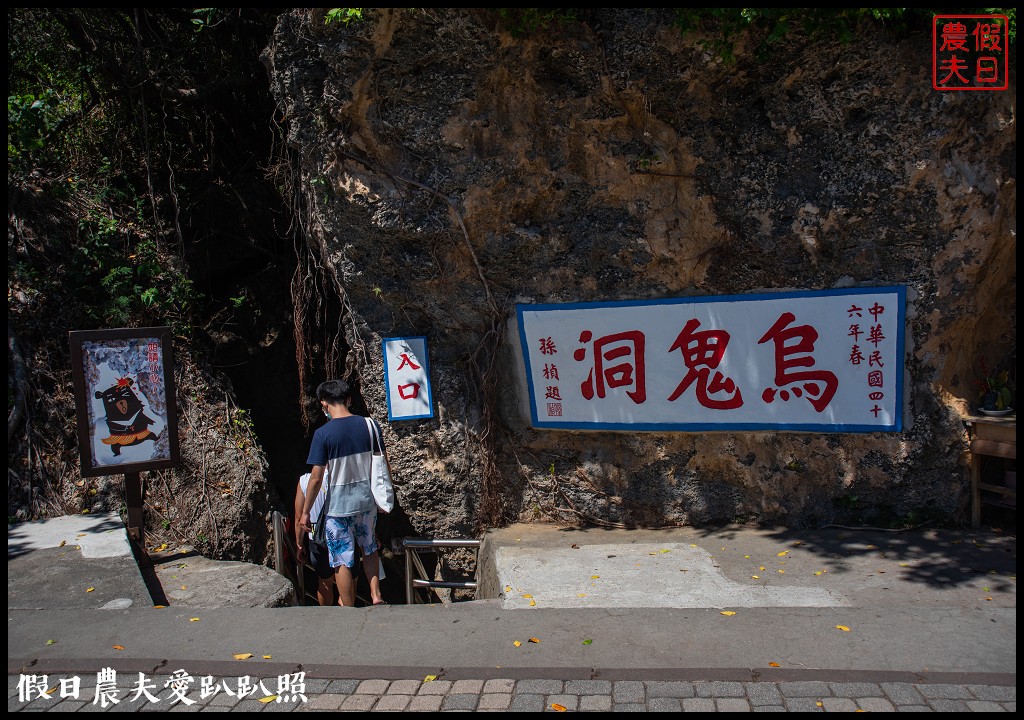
left=816, top=701, right=824, bottom=707
left=58, top=540, right=66, bottom=548
left=551, top=703, right=568, bottom=712
left=814, top=571, right=823, bottom=576
left=659, top=549, right=671, bottom=554
left=233, top=653, right=253, bottom=660
left=263, top=655, right=272, bottom=659
left=424, top=675, right=437, bottom=682
left=778, top=570, right=785, bottom=574
left=577, top=593, right=586, bottom=598
left=571, top=543, right=579, bottom=549
left=744, top=555, right=750, bottom=559
left=985, top=597, right=993, bottom=601
left=45, top=686, right=58, bottom=696
left=528, top=637, right=540, bottom=643
left=690, top=544, right=697, bottom=547
left=113, top=645, right=125, bottom=650
left=582, top=639, right=593, bottom=645
left=982, top=587, right=990, bottom=592
left=86, top=587, right=95, bottom=593
left=777, top=550, right=789, bottom=557
left=720, top=611, right=737, bottom=616
left=189, top=617, right=200, bottom=622
left=769, top=662, right=780, bottom=667
left=153, top=605, right=167, bottom=609
left=751, top=575, right=760, bottom=579
left=899, top=562, right=909, bottom=567
left=522, top=593, right=533, bottom=598
left=760, top=566, right=766, bottom=571
left=258, top=696, right=278, bottom=704
left=591, top=575, right=600, bottom=579
left=181, top=585, right=187, bottom=590
left=529, top=600, right=536, bottom=607
left=836, top=625, right=851, bottom=632
left=513, top=641, right=522, bottom=647
left=46, top=639, right=57, bottom=645
left=504, top=585, right=512, bottom=593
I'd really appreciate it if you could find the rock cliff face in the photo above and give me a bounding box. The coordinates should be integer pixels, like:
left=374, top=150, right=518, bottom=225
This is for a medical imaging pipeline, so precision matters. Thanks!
left=262, top=8, right=1015, bottom=539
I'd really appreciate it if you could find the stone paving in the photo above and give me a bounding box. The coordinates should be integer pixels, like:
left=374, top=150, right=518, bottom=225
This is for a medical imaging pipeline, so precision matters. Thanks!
left=8, top=672, right=1016, bottom=712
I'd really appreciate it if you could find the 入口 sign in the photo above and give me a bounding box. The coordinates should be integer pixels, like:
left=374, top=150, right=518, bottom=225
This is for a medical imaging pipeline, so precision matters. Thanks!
left=383, top=336, right=434, bottom=421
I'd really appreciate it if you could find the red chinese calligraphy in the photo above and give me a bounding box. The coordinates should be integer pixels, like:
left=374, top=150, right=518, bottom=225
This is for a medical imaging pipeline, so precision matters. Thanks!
left=539, top=337, right=557, bottom=355
left=939, top=56, right=970, bottom=85
left=758, top=312, right=838, bottom=413
left=397, top=382, right=419, bottom=400
left=848, top=324, right=862, bottom=342
left=545, top=386, right=562, bottom=401
left=973, top=23, right=1002, bottom=51
left=868, top=350, right=884, bottom=367
left=543, top=364, right=559, bottom=381
left=867, top=370, right=883, bottom=388
left=849, top=345, right=865, bottom=365
left=977, top=57, right=1000, bottom=83
left=933, top=15, right=1008, bottom=91
left=868, top=303, right=885, bottom=321
left=573, top=330, right=646, bottom=404
left=940, top=21, right=969, bottom=51
left=396, top=353, right=421, bottom=371
left=867, top=325, right=886, bottom=346
left=667, top=318, right=742, bottom=409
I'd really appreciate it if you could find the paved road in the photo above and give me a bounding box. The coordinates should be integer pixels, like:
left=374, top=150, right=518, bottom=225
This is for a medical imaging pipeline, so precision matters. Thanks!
left=7, top=516, right=1016, bottom=712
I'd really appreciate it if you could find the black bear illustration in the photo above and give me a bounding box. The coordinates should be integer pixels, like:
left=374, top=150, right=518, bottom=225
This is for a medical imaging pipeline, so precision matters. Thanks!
left=95, top=377, right=159, bottom=456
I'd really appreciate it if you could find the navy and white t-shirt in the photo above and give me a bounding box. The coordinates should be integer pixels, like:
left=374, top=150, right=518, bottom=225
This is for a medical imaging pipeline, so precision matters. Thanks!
left=306, top=415, right=378, bottom=517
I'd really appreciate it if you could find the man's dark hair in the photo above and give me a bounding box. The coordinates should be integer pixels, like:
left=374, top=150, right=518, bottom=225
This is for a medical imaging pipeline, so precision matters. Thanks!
left=317, top=379, right=351, bottom=405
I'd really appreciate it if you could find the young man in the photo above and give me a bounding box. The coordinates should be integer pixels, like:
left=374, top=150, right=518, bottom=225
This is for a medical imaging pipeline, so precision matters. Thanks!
left=298, top=379, right=388, bottom=606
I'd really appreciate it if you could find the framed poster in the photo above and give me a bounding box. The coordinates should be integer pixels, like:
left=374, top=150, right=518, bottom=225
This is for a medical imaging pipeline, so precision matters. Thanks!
left=70, top=327, right=180, bottom=477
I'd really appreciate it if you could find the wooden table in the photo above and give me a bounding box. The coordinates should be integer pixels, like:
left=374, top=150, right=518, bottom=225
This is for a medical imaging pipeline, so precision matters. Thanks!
left=966, top=415, right=1016, bottom=528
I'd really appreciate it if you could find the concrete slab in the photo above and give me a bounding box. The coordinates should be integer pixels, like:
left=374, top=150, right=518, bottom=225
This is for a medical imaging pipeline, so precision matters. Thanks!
left=477, top=523, right=1016, bottom=611
left=8, top=512, right=131, bottom=559
left=491, top=541, right=845, bottom=609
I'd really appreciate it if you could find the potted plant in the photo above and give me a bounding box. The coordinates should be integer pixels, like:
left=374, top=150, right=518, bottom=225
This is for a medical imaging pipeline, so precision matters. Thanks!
left=975, top=358, right=1015, bottom=414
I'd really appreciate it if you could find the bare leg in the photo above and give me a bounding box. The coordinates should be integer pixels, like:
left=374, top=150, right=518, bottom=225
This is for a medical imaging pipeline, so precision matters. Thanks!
left=316, top=577, right=333, bottom=606
left=334, top=565, right=357, bottom=607
left=362, top=551, right=383, bottom=604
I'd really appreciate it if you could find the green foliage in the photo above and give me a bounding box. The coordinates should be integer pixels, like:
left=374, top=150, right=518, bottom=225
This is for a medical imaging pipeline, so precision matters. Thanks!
left=498, top=8, right=578, bottom=36
left=672, top=8, right=1016, bottom=62
left=7, top=90, right=61, bottom=162
left=325, top=8, right=363, bottom=25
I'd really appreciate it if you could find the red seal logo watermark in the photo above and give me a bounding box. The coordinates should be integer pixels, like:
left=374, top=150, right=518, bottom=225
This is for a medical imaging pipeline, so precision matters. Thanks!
left=933, top=14, right=1009, bottom=91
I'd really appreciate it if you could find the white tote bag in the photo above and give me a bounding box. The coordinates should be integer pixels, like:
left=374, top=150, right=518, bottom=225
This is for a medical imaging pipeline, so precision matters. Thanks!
left=365, top=417, right=395, bottom=513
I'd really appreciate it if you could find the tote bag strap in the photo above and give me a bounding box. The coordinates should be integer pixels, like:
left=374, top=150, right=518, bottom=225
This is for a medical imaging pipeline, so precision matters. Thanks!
left=365, top=416, right=382, bottom=453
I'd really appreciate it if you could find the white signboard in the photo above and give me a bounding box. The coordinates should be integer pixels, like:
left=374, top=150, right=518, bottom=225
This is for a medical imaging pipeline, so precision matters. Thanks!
left=383, top=336, right=434, bottom=421
left=516, top=287, right=905, bottom=432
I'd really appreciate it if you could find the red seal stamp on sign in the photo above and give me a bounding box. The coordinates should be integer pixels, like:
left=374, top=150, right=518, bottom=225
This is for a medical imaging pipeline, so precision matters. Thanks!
left=933, top=14, right=1009, bottom=91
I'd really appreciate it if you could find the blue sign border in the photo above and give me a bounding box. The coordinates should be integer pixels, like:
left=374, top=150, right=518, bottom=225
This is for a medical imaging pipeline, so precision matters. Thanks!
left=382, top=335, right=435, bottom=421
left=516, top=286, right=906, bottom=433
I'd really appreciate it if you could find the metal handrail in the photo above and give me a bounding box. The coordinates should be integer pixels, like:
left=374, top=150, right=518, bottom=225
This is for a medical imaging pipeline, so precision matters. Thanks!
left=402, top=538, right=480, bottom=605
